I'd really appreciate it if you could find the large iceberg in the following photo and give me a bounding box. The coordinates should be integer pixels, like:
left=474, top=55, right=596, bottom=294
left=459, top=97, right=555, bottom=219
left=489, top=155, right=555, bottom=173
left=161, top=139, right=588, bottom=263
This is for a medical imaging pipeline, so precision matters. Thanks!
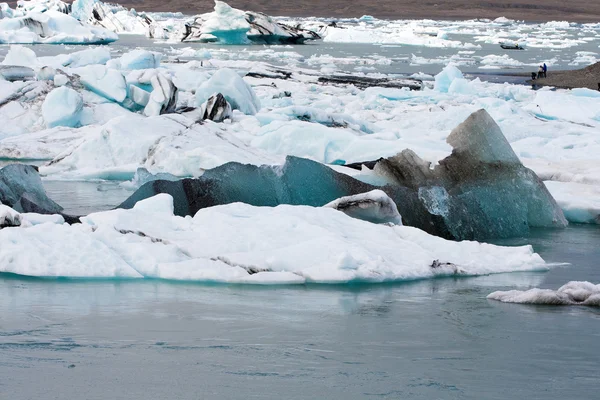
left=345, top=109, right=568, bottom=239
left=181, top=1, right=320, bottom=44
left=118, top=110, right=567, bottom=240
left=0, top=9, right=117, bottom=44
left=0, top=194, right=546, bottom=282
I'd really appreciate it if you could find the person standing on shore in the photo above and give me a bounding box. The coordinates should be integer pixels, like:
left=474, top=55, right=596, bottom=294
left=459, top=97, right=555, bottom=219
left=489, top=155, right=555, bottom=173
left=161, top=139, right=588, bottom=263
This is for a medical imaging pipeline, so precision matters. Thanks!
left=537, top=65, right=544, bottom=79
left=543, top=63, right=547, bottom=78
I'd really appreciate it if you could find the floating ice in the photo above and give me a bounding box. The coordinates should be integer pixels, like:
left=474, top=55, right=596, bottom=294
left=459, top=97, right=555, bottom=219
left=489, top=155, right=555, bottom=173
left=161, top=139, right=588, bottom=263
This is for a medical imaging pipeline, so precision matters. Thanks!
left=0, top=204, right=22, bottom=228
left=0, top=10, right=117, bottom=44
left=143, top=73, right=178, bottom=117
left=0, top=194, right=546, bottom=282
left=200, top=93, right=232, bottom=122
left=343, top=109, right=568, bottom=239
left=1, top=45, right=38, bottom=67
left=181, top=1, right=319, bottom=45
left=0, top=164, right=63, bottom=214
left=195, top=68, right=261, bottom=115
left=488, top=281, right=600, bottom=306
left=434, top=64, right=464, bottom=92
left=544, top=181, right=600, bottom=224
left=75, top=64, right=127, bottom=103
left=42, top=86, right=83, bottom=128
left=324, top=190, right=403, bottom=225
left=108, top=49, right=162, bottom=70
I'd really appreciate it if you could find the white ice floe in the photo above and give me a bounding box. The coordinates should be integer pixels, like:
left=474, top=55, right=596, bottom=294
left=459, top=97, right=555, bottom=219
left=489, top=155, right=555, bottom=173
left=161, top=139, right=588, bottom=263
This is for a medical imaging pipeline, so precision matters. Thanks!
left=42, top=86, right=83, bottom=128
left=488, top=281, right=600, bottom=306
left=0, top=194, right=546, bottom=283
left=0, top=9, right=117, bottom=44
left=195, top=68, right=261, bottom=115
left=544, top=181, right=600, bottom=224
left=39, top=113, right=278, bottom=179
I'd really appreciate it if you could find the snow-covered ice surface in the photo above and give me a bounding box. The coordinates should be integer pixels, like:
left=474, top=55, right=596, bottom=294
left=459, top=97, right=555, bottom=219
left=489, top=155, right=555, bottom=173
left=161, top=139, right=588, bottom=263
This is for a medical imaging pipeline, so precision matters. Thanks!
left=0, top=39, right=597, bottom=226
left=488, top=281, right=600, bottom=306
left=0, top=194, right=546, bottom=282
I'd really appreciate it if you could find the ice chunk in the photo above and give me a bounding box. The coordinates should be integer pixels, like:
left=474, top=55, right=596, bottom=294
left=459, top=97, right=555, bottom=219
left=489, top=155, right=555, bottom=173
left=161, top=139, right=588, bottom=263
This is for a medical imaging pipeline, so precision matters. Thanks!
left=53, top=73, right=68, bottom=86
left=108, top=49, right=162, bottom=71
left=196, top=68, right=261, bottom=115
left=0, top=204, right=22, bottom=228
left=42, top=86, right=83, bottom=128
left=1, top=45, right=38, bottom=67
left=0, top=10, right=118, bottom=44
left=324, top=190, right=402, bottom=225
left=0, top=164, right=63, bottom=214
left=143, top=73, right=178, bottom=117
left=76, top=65, right=127, bottom=103
left=182, top=1, right=319, bottom=45
left=488, top=282, right=600, bottom=306
left=434, top=64, right=464, bottom=93
left=118, top=156, right=448, bottom=238
left=0, top=65, right=35, bottom=81
left=128, top=84, right=150, bottom=107
left=65, top=47, right=111, bottom=68
left=201, top=1, right=251, bottom=44
left=340, top=110, right=568, bottom=239
left=200, top=93, right=232, bottom=122
left=36, top=66, right=56, bottom=81
left=544, top=181, right=600, bottom=224
left=0, top=195, right=545, bottom=282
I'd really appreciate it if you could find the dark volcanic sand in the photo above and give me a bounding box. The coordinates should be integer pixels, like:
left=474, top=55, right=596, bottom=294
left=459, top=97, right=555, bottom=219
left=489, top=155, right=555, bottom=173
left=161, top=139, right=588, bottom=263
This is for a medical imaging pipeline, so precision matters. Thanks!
left=526, top=62, right=600, bottom=90
left=84, top=0, right=600, bottom=22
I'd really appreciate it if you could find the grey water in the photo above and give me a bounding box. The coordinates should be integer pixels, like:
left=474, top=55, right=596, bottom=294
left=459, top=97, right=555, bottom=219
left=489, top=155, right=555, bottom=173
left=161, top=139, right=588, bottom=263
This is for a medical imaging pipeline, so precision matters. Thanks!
left=1, top=33, right=598, bottom=78
left=1, top=182, right=600, bottom=399
left=1, top=30, right=600, bottom=399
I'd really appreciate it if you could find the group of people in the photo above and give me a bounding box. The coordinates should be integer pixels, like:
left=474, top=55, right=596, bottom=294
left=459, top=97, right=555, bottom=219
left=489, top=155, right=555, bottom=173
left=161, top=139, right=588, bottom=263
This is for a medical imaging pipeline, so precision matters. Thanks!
left=531, top=63, right=547, bottom=80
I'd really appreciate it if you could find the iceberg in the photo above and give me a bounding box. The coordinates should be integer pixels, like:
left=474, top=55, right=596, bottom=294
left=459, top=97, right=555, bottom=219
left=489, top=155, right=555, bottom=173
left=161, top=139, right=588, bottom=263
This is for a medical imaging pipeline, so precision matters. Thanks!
left=143, top=73, right=178, bottom=117
left=107, top=49, right=162, bottom=70
left=0, top=204, right=22, bottom=228
left=182, top=1, right=320, bottom=45
left=0, top=164, right=63, bottom=214
left=195, top=68, right=261, bottom=115
left=200, top=93, right=232, bottom=122
left=75, top=64, right=127, bottom=103
left=0, top=10, right=117, bottom=44
left=488, top=282, right=600, bottom=306
left=324, top=190, right=403, bottom=225
left=0, top=194, right=546, bottom=282
left=118, top=110, right=567, bottom=240
left=348, top=109, right=568, bottom=239
left=42, top=86, right=84, bottom=128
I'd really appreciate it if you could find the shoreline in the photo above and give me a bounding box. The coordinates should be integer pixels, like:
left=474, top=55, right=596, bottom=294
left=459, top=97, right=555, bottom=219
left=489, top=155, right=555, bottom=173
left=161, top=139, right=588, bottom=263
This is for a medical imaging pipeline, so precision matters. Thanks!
left=468, top=63, right=600, bottom=91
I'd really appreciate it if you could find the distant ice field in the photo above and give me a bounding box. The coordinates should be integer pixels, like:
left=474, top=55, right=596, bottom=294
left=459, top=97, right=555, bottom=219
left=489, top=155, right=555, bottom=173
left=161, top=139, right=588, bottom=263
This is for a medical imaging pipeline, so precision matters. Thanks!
left=1, top=29, right=598, bottom=77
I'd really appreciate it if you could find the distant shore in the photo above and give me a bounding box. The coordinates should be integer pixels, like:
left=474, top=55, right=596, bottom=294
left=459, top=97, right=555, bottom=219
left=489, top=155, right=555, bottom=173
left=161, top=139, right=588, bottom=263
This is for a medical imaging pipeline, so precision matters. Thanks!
left=8, top=0, right=597, bottom=23
left=481, top=63, right=600, bottom=90
left=133, top=1, right=600, bottom=24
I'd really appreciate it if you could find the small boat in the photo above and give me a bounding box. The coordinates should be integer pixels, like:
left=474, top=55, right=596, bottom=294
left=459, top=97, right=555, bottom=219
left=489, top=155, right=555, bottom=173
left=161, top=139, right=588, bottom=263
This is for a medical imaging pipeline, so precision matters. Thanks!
left=500, top=43, right=524, bottom=50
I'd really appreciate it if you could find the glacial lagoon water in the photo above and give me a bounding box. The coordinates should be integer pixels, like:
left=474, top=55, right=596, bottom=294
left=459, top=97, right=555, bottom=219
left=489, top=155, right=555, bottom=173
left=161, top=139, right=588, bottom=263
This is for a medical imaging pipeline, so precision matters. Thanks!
left=1, top=25, right=600, bottom=398
left=1, top=182, right=599, bottom=399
